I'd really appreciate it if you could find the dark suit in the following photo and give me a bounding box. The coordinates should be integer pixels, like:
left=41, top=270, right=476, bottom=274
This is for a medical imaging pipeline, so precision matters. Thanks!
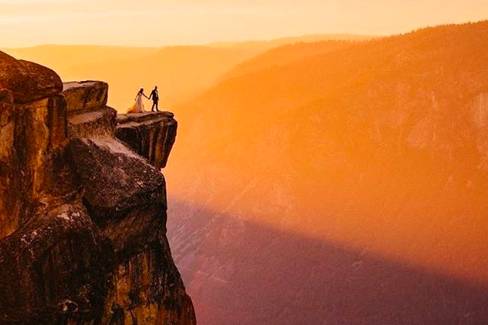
left=149, top=89, right=159, bottom=112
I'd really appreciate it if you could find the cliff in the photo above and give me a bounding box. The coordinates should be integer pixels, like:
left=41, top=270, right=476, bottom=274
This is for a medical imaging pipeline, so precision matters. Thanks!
left=0, top=53, right=195, bottom=324
left=116, top=112, right=177, bottom=169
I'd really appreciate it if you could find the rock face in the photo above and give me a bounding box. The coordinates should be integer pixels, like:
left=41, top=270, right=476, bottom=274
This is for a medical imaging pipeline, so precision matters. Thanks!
left=0, top=52, right=63, bottom=104
left=64, top=81, right=109, bottom=112
left=116, top=112, right=177, bottom=169
left=0, top=52, right=195, bottom=324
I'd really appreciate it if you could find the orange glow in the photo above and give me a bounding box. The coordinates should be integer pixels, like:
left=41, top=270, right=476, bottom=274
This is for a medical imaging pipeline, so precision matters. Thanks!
left=165, top=22, right=488, bottom=285
left=4, top=3, right=488, bottom=323
left=1, top=0, right=488, bottom=47
left=6, top=18, right=488, bottom=287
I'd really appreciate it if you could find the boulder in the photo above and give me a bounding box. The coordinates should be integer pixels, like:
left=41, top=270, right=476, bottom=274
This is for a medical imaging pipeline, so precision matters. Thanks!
left=63, top=81, right=117, bottom=138
left=63, top=81, right=108, bottom=112
left=68, top=107, right=117, bottom=138
left=0, top=52, right=63, bottom=104
left=69, top=137, right=166, bottom=223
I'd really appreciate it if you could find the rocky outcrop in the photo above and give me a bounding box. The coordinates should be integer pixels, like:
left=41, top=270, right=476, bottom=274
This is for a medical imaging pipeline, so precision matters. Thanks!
left=64, top=81, right=109, bottom=112
left=0, top=52, right=62, bottom=104
left=0, top=52, right=195, bottom=324
left=116, top=112, right=177, bottom=169
left=70, top=137, right=166, bottom=222
left=0, top=52, right=68, bottom=240
left=0, top=203, right=112, bottom=324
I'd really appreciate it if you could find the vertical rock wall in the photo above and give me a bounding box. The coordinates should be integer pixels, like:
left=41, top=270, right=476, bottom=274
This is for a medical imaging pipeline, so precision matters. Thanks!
left=116, top=112, right=178, bottom=169
left=0, top=54, right=66, bottom=239
left=0, top=88, right=18, bottom=238
left=0, top=52, right=195, bottom=324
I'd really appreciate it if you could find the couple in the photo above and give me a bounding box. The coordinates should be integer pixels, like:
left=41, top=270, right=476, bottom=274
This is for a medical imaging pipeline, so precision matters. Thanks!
left=128, top=86, right=160, bottom=113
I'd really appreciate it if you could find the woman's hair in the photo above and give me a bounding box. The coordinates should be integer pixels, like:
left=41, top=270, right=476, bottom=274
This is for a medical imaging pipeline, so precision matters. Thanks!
left=138, top=88, right=144, bottom=94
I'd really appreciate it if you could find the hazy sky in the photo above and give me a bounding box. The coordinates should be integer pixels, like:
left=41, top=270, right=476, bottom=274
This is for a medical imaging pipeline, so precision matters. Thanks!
left=1, top=0, right=488, bottom=47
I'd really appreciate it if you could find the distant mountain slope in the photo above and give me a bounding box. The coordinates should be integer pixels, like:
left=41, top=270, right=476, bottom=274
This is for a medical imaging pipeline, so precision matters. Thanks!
left=210, top=33, right=372, bottom=52
left=3, top=35, right=367, bottom=110
left=4, top=45, right=258, bottom=109
left=168, top=201, right=488, bottom=325
left=167, top=21, right=488, bottom=324
left=62, top=45, right=266, bottom=109
left=223, top=40, right=361, bottom=79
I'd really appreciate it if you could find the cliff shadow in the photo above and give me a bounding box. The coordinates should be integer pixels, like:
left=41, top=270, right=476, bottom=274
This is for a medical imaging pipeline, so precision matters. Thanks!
left=167, top=199, right=488, bottom=325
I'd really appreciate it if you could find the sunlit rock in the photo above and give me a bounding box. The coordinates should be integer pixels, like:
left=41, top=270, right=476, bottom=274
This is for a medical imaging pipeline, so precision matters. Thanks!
left=116, top=112, right=177, bottom=169
left=63, top=81, right=108, bottom=112
left=0, top=51, right=62, bottom=104
left=0, top=52, right=195, bottom=324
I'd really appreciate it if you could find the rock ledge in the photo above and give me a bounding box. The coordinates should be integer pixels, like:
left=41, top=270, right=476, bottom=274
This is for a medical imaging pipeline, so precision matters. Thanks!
left=0, top=53, right=195, bottom=324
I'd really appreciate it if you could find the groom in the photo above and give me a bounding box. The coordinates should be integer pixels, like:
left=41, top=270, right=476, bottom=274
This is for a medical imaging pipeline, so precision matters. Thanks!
left=149, top=86, right=160, bottom=112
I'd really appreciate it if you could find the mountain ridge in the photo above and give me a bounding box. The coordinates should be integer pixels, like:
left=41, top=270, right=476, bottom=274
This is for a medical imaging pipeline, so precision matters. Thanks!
left=2, top=34, right=372, bottom=110
left=165, top=19, right=488, bottom=324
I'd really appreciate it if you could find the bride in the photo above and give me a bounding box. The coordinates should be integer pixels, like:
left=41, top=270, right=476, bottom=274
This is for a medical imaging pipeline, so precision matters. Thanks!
left=128, top=88, right=149, bottom=113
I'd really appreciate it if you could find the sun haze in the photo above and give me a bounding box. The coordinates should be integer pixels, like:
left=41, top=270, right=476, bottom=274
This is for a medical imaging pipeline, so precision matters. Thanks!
left=3, top=1, right=488, bottom=324
left=1, top=0, right=488, bottom=47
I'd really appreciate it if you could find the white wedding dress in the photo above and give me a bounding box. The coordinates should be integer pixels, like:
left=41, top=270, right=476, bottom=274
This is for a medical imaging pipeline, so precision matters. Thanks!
left=128, top=93, right=145, bottom=113
left=134, top=93, right=145, bottom=112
